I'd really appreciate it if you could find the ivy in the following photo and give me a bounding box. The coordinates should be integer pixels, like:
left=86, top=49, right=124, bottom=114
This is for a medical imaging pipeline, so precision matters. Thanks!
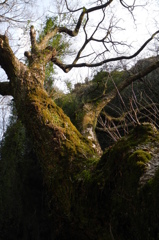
left=37, top=16, right=70, bottom=93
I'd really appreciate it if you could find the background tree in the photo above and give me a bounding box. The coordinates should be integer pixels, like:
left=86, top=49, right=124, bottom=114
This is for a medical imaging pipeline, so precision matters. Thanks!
left=1, top=0, right=159, bottom=239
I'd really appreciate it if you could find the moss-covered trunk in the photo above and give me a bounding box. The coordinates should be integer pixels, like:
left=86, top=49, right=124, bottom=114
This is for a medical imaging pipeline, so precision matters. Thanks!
left=17, top=82, right=99, bottom=216
left=0, top=33, right=100, bottom=234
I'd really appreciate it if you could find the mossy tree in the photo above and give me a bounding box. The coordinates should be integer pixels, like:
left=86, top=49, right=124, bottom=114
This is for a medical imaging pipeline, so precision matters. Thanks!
left=1, top=1, right=159, bottom=239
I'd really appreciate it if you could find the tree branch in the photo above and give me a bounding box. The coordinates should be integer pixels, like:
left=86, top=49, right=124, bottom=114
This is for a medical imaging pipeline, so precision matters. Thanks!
left=118, top=59, right=159, bottom=92
left=38, top=28, right=58, bottom=50
left=64, top=0, right=113, bottom=13
left=52, top=57, right=68, bottom=73
left=86, top=0, right=113, bottom=13
left=63, top=31, right=159, bottom=70
left=51, top=30, right=159, bottom=74
left=30, top=26, right=38, bottom=53
left=37, top=0, right=113, bottom=51
left=96, top=58, right=159, bottom=110
left=0, top=35, right=21, bottom=80
left=64, top=0, right=84, bottom=13
left=58, top=10, right=85, bottom=37
left=25, top=0, right=115, bottom=71
left=0, top=0, right=8, bottom=4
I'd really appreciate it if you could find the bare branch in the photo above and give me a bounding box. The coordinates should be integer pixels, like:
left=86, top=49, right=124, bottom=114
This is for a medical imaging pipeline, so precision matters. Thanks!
left=0, top=0, right=8, bottom=5
left=119, top=0, right=146, bottom=11
left=0, top=0, right=34, bottom=26
left=29, top=0, right=118, bottom=69
left=96, top=58, right=159, bottom=107
left=64, top=0, right=113, bottom=13
left=64, top=0, right=84, bottom=13
left=86, top=0, right=113, bottom=13
left=118, top=58, right=159, bottom=92
left=52, top=57, right=68, bottom=73
left=52, top=30, right=158, bottom=73
left=62, top=31, right=159, bottom=70
left=58, top=10, right=85, bottom=37
left=53, top=0, right=113, bottom=41
left=0, top=15, right=27, bottom=23
left=43, top=2, right=157, bottom=74
left=30, top=5, right=85, bottom=52
left=120, top=0, right=135, bottom=10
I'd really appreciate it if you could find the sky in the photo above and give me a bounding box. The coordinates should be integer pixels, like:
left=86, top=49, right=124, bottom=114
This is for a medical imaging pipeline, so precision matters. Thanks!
left=34, top=0, right=159, bottom=90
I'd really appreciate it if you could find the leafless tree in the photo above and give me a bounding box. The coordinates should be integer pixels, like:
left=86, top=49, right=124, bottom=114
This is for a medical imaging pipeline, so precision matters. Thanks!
left=0, top=0, right=159, bottom=238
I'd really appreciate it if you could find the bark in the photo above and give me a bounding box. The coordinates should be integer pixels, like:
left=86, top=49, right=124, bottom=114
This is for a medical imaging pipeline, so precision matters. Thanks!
left=0, top=33, right=100, bottom=222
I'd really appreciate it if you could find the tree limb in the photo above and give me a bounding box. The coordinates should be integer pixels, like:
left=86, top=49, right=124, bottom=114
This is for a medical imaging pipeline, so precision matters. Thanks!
left=52, top=57, right=68, bottom=73
left=58, top=10, right=85, bottom=37
left=85, top=0, right=113, bottom=13
left=0, top=34, right=21, bottom=80
left=30, top=26, right=38, bottom=53
left=31, top=2, right=87, bottom=52
left=96, top=58, right=159, bottom=110
left=0, top=0, right=8, bottom=4
left=62, top=30, right=159, bottom=70
left=118, top=59, right=159, bottom=92
left=35, top=0, right=113, bottom=53
left=38, top=28, right=58, bottom=50
left=64, top=0, right=113, bottom=13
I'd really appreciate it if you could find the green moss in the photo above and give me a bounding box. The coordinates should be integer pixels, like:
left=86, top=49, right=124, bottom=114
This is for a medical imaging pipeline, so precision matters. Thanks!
left=96, top=124, right=155, bottom=191
left=128, top=149, right=151, bottom=170
left=27, top=106, right=157, bottom=239
left=85, top=123, right=159, bottom=240
left=21, top=86, right=102, bottom=226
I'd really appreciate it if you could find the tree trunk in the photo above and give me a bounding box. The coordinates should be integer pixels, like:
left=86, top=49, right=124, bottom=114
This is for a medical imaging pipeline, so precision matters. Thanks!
left=0, top=33, right=100, bottom=222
